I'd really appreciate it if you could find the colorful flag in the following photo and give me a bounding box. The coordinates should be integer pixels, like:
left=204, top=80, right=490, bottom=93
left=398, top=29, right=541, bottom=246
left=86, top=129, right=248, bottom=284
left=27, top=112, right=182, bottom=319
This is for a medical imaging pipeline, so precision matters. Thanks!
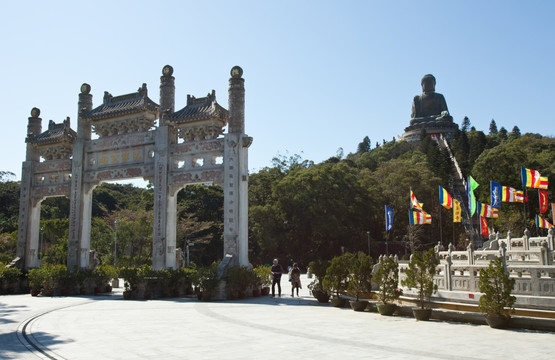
left=539, top=191, right=548, bottom=213
left=467, top=176, right=479, bottom=216
left=501, top=186, right=524, bottom=203
left=539, top=176, right=549, bottom=190
left=409, top=210, right=432, bottom=225
left=385, top=205, right=394, bottom=231
left=490, top=181, right=502, bottom=208
left=410, top=188, right=423, bottom=211
left=478, top=202, right=499, bottom=218
left=439, top=186, right=453, bottom=209
left=521, top=167, right=548, bottom=189
left=453, top=199, right=461, bottom=223
left=480, top=216, right=489, bottom=236
left=536, top=214, right=554, bottom=229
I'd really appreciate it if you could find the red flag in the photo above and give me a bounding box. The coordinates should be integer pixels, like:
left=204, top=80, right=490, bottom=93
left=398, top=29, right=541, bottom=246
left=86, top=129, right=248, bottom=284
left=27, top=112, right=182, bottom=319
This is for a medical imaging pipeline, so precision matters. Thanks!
left=539, top=190, right=548, bottom=213
left=480, top=216, right=489, bottom=236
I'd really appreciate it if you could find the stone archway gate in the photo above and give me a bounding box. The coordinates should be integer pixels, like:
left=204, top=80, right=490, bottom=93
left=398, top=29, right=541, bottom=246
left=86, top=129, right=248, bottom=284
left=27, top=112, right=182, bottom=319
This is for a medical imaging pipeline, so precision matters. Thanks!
left=17, top=65, right=251, bottom=270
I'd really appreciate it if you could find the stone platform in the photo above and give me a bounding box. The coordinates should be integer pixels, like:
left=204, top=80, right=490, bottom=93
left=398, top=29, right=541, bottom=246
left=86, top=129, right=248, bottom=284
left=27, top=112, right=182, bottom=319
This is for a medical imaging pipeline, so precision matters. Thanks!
left=1, top=275, right=554, bottom=359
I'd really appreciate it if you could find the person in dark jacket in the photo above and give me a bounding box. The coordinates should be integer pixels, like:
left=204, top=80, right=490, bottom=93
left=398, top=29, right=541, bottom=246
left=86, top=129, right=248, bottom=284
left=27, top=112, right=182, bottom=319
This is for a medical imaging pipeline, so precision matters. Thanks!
left=271, top=258, right=283, bottom=297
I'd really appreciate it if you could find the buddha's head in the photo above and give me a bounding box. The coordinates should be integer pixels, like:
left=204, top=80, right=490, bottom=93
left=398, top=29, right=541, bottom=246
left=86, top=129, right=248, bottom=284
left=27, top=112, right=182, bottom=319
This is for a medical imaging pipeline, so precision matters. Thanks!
left=421, top=74, right=436, bottom=94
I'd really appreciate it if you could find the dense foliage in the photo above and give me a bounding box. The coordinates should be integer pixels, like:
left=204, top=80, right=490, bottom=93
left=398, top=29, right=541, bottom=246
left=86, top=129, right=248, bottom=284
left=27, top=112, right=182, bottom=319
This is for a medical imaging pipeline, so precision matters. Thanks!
left=0, top=119, right=553, bottom=269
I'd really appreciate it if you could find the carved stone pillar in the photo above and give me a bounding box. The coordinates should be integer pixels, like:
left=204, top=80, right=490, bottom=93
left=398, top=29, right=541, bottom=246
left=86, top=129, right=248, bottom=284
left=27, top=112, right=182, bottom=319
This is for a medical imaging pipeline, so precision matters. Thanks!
left=222, top=66, right=251, bottom=267
left=17, top=109, right=42, bottom=268
left=152, top=125, right=170, bottom=270
left=67, top=84, right=93, bottom=270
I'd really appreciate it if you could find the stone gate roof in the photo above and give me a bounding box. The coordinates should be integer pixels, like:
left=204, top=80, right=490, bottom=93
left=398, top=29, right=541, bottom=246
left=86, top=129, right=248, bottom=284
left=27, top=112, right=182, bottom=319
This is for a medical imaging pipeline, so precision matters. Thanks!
left=83, top=83, right=159, bottom=121
left=169, top=90, right=228, bottom=124
left=27, top=118, right=77, bottom=145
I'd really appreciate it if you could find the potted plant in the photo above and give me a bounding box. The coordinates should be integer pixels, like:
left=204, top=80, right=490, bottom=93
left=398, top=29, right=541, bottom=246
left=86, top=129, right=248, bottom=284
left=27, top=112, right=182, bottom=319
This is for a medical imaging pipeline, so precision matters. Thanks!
left=59, top=270, right=77, bottom=296
left=478, top=257, right=516, bottom=328
left=372, top=256, right=402, bottom=315
left=252, top=265, right=268, bottom=296
left=307, top=259, right=330, bottom=303
left=192, top=265, right=219, bottom=301
left=347, top=252, right=373, bottom=311
left=119, top=267, right=139, bottom=299
left=76, top=268, right=94, bottom=295
left=253, top=265, right=272, bottom=296
left=93, top=265, right=117, bottom=294
left=401, top=248, right=439, bottom=320
left=1, top=266, right=22, bottom=294
left=323, top=253, right=354, bottom=307
left=226, top=266, right=253, bottom=299
left=27, top=267, right=45, bottom=296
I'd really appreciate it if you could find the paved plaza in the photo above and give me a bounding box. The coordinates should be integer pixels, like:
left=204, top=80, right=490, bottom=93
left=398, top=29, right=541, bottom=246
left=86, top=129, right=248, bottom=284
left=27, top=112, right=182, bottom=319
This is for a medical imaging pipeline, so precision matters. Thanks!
left=1, top=275, right=554, bottom=360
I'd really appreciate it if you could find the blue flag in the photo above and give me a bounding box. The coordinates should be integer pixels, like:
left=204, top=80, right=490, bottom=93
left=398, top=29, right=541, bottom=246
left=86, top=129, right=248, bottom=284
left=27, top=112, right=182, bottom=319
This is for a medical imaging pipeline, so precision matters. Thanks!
left=385, top=205, right=394, bottom=231
left=490, top=181, right=502, bottom=209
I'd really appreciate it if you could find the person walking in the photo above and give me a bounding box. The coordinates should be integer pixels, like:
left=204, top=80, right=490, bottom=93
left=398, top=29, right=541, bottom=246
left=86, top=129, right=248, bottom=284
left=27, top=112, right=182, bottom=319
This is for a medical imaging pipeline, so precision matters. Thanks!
left=271, top=258, right=283, bottom=297
left=290, top=263, right=302, bottom=297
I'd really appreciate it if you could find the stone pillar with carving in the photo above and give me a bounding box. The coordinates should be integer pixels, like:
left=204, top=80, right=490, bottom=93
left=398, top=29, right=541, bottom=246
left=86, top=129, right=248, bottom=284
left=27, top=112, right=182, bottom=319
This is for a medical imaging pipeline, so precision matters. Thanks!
left=16, top=108, right=42, bottom=268
left=67, top=84, right=93, bottom=270
left=159, top=65, right=177, bottom=131
left=152, top=66, right=175, bottom=270
left=223, top=66, right=251, bottom=267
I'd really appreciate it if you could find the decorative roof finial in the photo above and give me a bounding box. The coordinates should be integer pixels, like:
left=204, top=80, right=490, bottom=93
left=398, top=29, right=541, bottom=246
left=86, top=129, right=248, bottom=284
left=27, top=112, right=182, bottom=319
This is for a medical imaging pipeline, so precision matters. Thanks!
left=230, top=66, right=243, bottom=78
left=31, top=107, right=40, bottom=117
left=162, top=65, right=173, bottom=77
left=81, top=83, right=91, bottom=94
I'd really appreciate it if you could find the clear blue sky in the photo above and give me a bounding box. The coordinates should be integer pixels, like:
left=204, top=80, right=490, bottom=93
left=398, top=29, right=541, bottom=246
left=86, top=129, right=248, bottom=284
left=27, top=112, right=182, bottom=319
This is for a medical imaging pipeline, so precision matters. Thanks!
left=1, top=0, right=554, bottom=182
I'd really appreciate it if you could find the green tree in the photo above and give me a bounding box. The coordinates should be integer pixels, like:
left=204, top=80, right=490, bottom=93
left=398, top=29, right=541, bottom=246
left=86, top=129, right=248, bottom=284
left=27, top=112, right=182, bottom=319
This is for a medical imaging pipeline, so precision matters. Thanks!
left=478, top=257, right=515, bottom=318
left=489, top=119, right=498, bottom=135
left=357, top=136, right=371, bottom=153
left=0, top=180, right=20, bottom=232
left=508, top=126, right=521, bottom=141
left=401, top=248, right=439, bottom=309
left=461, top=116, right=471, bottom=132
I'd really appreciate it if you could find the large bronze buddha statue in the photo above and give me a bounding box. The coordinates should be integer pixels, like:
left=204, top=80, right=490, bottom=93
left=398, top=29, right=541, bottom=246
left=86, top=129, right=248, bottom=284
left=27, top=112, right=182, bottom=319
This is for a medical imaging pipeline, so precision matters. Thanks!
left=410, top=74, right=452, bottom=125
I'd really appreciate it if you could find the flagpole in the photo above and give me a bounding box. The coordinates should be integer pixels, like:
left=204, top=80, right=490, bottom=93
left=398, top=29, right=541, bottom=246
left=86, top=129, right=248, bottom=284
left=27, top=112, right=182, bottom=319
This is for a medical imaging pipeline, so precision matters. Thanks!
left=439, top=203, right=443, bottom=246
left=524, top=188, right=528, bottom=229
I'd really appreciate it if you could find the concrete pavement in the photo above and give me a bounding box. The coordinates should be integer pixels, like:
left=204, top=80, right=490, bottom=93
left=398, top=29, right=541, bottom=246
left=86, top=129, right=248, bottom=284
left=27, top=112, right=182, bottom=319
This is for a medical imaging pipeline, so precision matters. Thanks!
left=1, top=275, right=554, bottom=359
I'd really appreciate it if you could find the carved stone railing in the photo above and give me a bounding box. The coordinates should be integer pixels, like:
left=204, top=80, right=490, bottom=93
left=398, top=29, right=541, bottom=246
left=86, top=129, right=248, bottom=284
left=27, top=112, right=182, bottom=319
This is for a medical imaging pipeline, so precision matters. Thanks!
left=399, top=228, right=555, bottom=300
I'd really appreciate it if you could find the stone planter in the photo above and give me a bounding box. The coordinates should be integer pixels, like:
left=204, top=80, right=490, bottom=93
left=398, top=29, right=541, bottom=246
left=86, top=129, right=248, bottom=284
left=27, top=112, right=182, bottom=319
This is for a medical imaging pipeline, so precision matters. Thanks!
left=314, top=291, right=330, bottom=303
left=412, top=308, right=432, bottom=321
left=261, top=287, right=270, bottom=296
left=376, top=303, right=397, bottom=316
left=349, top=300, right=369, bottom=312
left=331, top=296, right=347, bottom=308
left=485, top=314, right=511, bottom=329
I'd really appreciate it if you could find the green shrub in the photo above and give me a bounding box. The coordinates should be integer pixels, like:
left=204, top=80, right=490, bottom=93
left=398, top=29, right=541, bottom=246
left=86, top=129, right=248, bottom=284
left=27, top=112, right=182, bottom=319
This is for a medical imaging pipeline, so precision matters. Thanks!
left=93, top=265, right=117, bottom=287
left=347, top=252, right=373, bottom=301
left=308, top=259, right=330, bottom=281
left=323, top=253, right=354, bottom=296
left=401, top=248, right=439, bottom=309
left=372, top=256, right=402, bottom=304
left=192, top=264, right=219, bottom=292
left=478, top=257, right=516, bottom=318
left=253, top=265, right=271, bottom=287
left=27, top=267, right=46, bottom=291
left=1, top=266, right=22, bottom=283
left=226, top=266, right=255, bottom=293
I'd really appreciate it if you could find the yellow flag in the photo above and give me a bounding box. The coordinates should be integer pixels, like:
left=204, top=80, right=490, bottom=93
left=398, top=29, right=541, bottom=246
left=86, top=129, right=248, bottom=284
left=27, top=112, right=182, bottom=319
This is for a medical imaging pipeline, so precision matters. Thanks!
left=453, top=199, right=461, bottom=223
